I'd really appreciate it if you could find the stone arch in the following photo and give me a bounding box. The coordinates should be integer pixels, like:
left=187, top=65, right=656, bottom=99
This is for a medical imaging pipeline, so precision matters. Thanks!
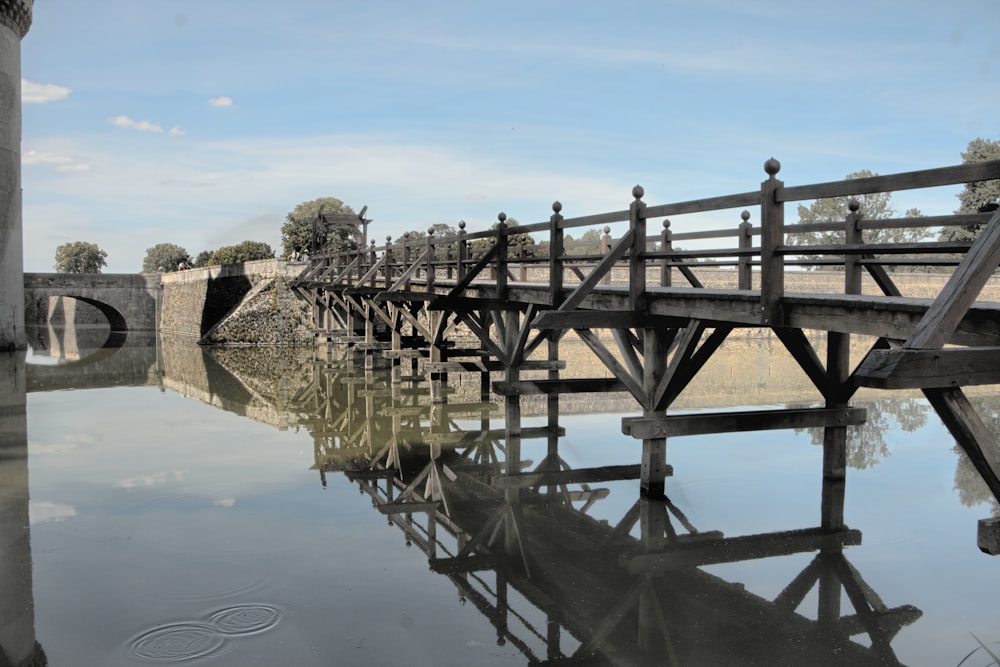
left=59, top=295, right=130, bottom=331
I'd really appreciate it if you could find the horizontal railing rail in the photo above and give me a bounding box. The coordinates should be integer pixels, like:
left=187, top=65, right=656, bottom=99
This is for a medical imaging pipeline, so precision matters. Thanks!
left=296, top=158, right=1000, bottom=322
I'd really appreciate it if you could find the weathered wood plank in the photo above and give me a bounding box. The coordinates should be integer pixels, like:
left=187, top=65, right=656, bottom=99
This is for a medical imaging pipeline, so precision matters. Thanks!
left=776, top=160, right=1000, bottom=202
left=423, top=426, right=565, bottom=445
left=531, top=310, right=687, bottom=330
left=628, top=527, right=863, bottom=571
left=491, top=464, right=649, bottom=489
left=621, top=407, right=867, bottom=439
left=492, top=378, right=627, bottom=396
left=855, top=347, right=1000, bottom=388
left=374, top=501, right=440, bottom=515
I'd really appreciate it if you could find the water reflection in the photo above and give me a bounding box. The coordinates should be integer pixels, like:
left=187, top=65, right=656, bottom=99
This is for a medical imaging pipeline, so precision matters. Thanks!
left=285, top=349, right=920, bottom=665
left=13, top=332, right=1000, bottom=665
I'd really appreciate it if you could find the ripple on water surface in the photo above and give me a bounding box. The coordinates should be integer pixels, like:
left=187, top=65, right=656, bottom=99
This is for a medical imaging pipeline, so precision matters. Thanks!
left=129, top=622, right=230, bottom=662
left=209, top=604, right=282, bottom=636
left=128, top=604, right=283, bottom=662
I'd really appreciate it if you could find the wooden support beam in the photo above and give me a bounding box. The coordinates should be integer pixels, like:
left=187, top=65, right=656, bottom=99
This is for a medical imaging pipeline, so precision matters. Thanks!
left=429, top=555, right=498, bottom=575
left=424, top=426, right=565, bottom=446
left=491, top=378, right=627, bottom=396
left=429, top=296, right=526, bottom=311
left=574, top=328, right=646, bottom=404
left=532, top=309, right=686, bottom=330
left=855, top=347, right=1000, bottom=388
left=622, top=407, right=867, bottom=439
left=490, top=464, right=651, bottom=489
left=905, top=208, right=1000, bottom=350
left=628, top=527, right=862, bottom=572
left=923, top=387, right=1000, bottom=501
left=374, top=501, right=440, bottom=515
left=557, top=228, right=635, bottom=312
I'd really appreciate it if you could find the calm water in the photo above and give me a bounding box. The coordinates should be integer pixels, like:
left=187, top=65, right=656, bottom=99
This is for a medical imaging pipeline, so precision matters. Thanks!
left=3, top=327, right=999, bottom=666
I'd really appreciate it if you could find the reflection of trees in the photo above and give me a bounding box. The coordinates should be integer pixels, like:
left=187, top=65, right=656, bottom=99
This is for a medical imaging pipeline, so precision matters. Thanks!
left=953, top=393, right=1000, bottom=516
left=800, top=398, right=928, bottom=470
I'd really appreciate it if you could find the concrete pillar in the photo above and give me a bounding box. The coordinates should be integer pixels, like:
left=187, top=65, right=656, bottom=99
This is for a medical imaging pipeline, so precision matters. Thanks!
left=0, top=1, right=32, bottom=351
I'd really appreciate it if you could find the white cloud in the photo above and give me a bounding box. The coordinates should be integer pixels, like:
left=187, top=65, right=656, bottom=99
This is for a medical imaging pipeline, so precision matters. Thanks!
left=29, top=501, right=77, bottom=524
left=214, top=498, right=236, bottom=507
left=23, top=149, right=93, bottom=173
left=168, top=126, right=186, bottom=137
left=22, top=79, right=70, bottom=104
left=109, top=115, right=163, bottom=133
left=209, top=96, right=233, bottom=107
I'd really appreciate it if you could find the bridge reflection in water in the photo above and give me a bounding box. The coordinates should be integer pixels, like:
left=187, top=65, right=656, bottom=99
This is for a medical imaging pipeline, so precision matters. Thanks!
left=19, top=331, right=997, bottom=665
left=274, top=342, right=918, bottom=665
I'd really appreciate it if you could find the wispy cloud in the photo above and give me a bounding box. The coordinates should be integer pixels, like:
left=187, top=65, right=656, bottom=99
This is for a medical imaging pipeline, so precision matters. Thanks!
left=109, top=115, right=163, bottom=133
left=209, top=96, right=233, bottom=108
left=22, top=79, right=70, bottom=104
left=23, top=149, right=94, bottom=173
left=168, top=126, right=186, bottom=137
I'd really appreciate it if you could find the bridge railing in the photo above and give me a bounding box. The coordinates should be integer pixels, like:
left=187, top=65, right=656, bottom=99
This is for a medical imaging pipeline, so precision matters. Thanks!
left=302, top=158, right=1000, bottom=322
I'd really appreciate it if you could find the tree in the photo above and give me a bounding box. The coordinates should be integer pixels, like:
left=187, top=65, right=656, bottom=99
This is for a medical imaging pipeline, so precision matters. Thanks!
left=54, top=241, right=108, bottom=273
left=142, top=243, right=191, bottom=273
left=394, top=223, right=458, bottom=244
left=939, top=137, right=1000, bottom=243
left=281, top=197, right=356, bottom=258
left=565, top=228, right=604, bottom=256
left=786, top=170, right=927, bottom=269
left=469, top=218, right=537, bottom=257
left=193, top=250, right=215, bottom=268
left=208, top=240, right=274, bottom=266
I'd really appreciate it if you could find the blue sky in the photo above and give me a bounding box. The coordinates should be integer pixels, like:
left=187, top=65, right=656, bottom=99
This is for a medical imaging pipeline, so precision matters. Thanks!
left=20, top=0, right=1000, bottom=272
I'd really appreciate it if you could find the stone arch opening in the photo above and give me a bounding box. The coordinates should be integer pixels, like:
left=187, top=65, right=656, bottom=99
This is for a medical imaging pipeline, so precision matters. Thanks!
left=60, top=295, right=129, bottom=332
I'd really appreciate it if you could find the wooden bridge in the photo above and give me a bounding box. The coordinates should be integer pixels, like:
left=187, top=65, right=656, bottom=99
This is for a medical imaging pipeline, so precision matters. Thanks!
left=291, top=158, right=1000, bottom=551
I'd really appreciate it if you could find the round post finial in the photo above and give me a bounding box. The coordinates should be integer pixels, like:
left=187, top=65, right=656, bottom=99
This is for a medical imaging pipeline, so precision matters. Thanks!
left=458, top=220, right=466, bottom=230
left=552, top=201, right=562, bottom=213
left=632, top=185, right=644, bottom=200
left=741, top=210, right=751, bottom=223
left=764, top=157, right=781, bottom=178
left=497, top=212, right=507, bottom=224
left=662, top=219, right=671, bottom=230
left=848, top=199, right=861, bottom=213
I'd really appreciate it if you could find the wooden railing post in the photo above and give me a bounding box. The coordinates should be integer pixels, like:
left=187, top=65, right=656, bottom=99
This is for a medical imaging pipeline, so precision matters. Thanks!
left=518, top=243, right=527, bottom=282
left=425, top=228, right=436, bottom=291
left=738, top=210, right=752, bottom=290
left=445, top=243, right=453, bottom=280
left=601, top=225, right=612, bottom=285
left=629, top=185, right=647, bottom=311
left=402, top=233, right=412, bottom=291
left=457, top=221, right=467, bottom=282
left=496, top=213, right=509, bottom=300
left=549, top=201, right=564, bottom=307
left=760, top=158, right=785, bottom=326
left=368, top=240, right=377, bottom=288
left=845, top=199, right=862, bottom=296
left=383, top=235, right=394, bottom=289
left=659, top=219, right=672, bottom=288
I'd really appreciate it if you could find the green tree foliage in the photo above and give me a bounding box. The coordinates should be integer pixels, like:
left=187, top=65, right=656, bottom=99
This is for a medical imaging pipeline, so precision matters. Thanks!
left=469, top=218, right=537, bottom=257
left=142, top=243, right=191, bottom=272
left=939, top=137, right=1000, bottom=243
left=53, top=241, right=108, bottom=273
left=208, top=240, right=274, bottom=266
left=394, top=222, right=458, bottom=244
left=193, top=250, right=215, bottom=267
left=786, top=170, right=927, bottom=269
left=565, top=228, right=605, bottom=256
left=281, top=197, right=356, bottom=258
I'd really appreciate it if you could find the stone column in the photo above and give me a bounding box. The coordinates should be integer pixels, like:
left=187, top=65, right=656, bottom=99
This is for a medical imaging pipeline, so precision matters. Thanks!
left=0, top=352, right=41, bottom=666
left=0, top=0, right=32, bottom=351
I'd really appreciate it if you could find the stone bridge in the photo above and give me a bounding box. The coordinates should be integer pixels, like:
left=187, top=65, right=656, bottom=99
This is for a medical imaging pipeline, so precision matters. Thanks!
left=24, top=273, right=160, bottom=332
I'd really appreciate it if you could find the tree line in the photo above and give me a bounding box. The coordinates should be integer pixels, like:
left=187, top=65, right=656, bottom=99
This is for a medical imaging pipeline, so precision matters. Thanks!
left=52, top=138, right=999, bottom=274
